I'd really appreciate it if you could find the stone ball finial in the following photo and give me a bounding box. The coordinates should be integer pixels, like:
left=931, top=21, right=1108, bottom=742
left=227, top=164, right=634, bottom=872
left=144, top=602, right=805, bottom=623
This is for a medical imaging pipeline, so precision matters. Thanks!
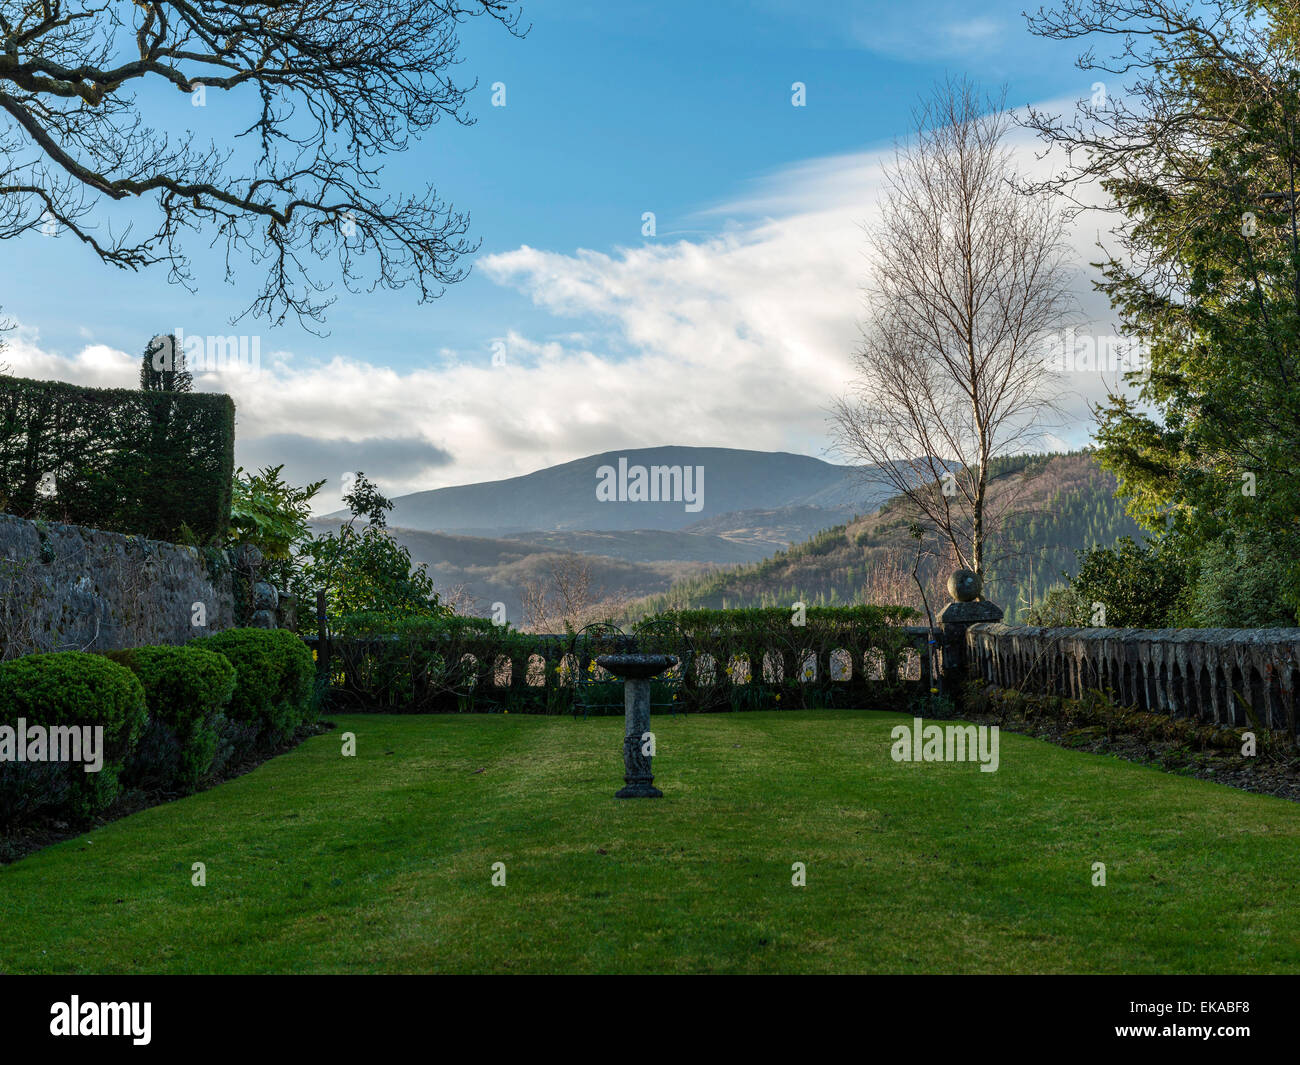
left=948, top=568, right=982, bottom=602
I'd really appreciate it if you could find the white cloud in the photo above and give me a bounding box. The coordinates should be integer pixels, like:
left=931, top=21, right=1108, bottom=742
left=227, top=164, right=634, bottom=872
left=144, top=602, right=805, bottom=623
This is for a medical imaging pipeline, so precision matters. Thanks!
left=851, top=12, right=1009, bottom=59
left=6, top=105, right=1132, bottom=514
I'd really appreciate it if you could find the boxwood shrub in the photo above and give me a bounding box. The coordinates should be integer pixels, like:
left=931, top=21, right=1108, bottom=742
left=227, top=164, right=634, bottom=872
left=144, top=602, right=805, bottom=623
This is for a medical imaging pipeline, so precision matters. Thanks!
left=0, top=651, right=147, bottom=819
left=106, top=645, right=237, bottom=793
left=190, top=628, right=314, bottom=745
left=262, top=629, right=316, bottom=726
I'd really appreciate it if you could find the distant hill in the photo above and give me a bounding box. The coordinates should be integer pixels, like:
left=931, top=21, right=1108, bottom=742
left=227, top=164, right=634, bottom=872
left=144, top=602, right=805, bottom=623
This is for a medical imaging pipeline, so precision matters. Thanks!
left=680, top=504, right=860, bottom=548
left=325, top=446, right=894, bottom=535
left=629, top=452, right=1144, bottom=623
left=501, top=528, right=773, bottom=564
left=305, top=521, right=727, bottom=622
left=311, top=447, right=1121, bottom=627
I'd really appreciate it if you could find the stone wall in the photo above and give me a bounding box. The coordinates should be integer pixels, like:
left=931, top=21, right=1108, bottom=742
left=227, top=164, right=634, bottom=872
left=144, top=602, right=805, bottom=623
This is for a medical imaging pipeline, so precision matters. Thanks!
left=965, top=622, right=1300, bottom=734
left=0, top=512, right=240, bottom=659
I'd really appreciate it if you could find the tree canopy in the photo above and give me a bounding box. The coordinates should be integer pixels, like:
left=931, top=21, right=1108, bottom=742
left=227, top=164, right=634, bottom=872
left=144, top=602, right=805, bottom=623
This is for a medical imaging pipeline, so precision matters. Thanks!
left=1027, top=0, right=1300, bottom=618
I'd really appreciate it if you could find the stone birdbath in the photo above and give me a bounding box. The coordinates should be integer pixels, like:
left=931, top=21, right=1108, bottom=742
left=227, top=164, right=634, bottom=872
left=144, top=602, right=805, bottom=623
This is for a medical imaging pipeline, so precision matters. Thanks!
left=596, top=653, right=678, bottom=798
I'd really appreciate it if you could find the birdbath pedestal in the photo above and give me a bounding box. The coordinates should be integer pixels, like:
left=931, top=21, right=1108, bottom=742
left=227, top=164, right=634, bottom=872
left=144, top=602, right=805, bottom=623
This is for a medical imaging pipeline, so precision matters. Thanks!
left=596, top=653, right=678, bottom=798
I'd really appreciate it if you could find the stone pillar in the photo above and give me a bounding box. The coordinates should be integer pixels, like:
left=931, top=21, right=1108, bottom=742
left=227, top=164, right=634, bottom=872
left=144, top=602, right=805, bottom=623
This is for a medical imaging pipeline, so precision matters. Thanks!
left=250, top=580, right=279, bottom=628
left=617, top=676, right=663, bottom=799
left=277, top=591, right=297, bottom=632
left=937, top=569, right=1003, bottom=698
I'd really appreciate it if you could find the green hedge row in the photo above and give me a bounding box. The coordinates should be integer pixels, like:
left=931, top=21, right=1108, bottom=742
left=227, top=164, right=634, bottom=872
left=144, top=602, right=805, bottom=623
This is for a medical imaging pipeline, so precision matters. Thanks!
left=632, top=605, right=919, bottom=711
left=319, top=605, right=921, bottom=714
left=0, top=629, right=315, bottom=833
left=0, top=375, right=235, bottom=543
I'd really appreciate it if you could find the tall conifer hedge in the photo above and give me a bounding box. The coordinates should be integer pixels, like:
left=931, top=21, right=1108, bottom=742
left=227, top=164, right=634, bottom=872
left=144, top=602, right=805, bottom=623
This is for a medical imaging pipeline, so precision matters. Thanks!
left=0, top=376, right=235, bottom=543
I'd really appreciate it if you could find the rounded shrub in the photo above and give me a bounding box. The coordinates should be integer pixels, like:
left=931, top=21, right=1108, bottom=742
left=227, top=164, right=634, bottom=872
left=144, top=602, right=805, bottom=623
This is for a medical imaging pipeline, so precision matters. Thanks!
left=191, top=628, right=313, bottom=745
left=262, top=629, right=315, bottom=726
left=106, top=645, right=237, bottom=793
left=0, top=651, right=147, bottom=819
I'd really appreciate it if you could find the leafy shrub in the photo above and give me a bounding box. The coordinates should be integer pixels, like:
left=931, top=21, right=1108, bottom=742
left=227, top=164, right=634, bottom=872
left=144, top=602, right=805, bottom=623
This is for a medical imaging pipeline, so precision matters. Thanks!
left=106, top=645, right=236, bottom=792
left=191, top=628, right=313, bottom=745
left=1064, top=536, right=1189, bottom=628
left=0, top=652, right=147, bottom=819
left=1185, top=532, right=1298, bottom=628
left=1023, top=585, right=1088, bottom=627
left=1054, top=528, right=1300, bottom=630
left=292, top=473, right=451, bottom=633
left=227, top=464, right=323, bottom=589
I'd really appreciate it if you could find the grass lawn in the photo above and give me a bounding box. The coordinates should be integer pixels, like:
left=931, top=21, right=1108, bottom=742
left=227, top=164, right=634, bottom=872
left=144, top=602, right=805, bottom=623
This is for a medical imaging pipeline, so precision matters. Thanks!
left=1, top=709, right=1298, bottom=974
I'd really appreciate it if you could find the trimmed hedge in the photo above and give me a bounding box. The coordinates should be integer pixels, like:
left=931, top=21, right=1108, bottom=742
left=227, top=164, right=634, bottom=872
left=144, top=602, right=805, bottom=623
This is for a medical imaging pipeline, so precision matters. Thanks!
left=0, top=632, right=319, bottom=845
left=106, top=645, right=237, bottom=793
left=638, top=605, right=918, bottom=711
left=0, top=375, right=235, bottom=543
left=191, top=628, right=315, bottom=744
left=262, top=629, right=316, bottom=726
left=0, top=651, right=147, bottom=819
left=319, top=605, right=921, bottom=714
left=326, top=612, right=561, bottom=714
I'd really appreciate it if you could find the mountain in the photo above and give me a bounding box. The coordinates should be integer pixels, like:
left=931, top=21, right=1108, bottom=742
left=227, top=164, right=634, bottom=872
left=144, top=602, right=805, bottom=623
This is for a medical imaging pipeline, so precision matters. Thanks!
left=326, top=447, right=892, bottom=536
left=311, top=447, right=1132, bottom=628
left=306, top=446, right=903, bottom=625
left=629, top=452, right=1144, bottom=623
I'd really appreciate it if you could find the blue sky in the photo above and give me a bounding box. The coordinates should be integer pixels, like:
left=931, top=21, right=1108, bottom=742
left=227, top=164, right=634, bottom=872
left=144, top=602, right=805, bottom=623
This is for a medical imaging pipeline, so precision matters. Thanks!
left=4, top=1, right=1109, bottom=509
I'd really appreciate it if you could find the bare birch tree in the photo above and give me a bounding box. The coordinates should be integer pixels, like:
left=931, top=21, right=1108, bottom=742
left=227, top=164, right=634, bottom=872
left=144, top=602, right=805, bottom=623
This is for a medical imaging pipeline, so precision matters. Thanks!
left=520, top=554, right=630, bottom=632
left=831, top=78, right=1073, bottom=580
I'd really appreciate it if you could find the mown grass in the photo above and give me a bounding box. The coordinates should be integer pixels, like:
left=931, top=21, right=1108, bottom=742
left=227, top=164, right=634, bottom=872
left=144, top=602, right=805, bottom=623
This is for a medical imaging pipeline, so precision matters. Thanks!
left=1, top=709, right=1298, bottom=973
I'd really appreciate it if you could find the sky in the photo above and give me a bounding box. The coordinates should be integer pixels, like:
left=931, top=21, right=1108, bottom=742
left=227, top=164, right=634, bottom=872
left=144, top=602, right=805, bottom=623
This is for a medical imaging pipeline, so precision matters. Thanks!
left=1, top=0, right=1128, bottom=512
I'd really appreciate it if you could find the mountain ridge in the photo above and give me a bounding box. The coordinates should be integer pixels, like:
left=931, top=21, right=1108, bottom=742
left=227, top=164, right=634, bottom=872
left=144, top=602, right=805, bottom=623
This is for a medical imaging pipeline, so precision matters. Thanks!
left=324, top=446, right=893, bottom=536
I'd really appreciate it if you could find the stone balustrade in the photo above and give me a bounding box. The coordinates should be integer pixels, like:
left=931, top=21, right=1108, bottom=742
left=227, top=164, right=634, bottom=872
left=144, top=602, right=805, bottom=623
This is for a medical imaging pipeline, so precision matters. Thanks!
left=964, top=622, right=1300, bottom=734
left=307, top=625, right=935, bottom=698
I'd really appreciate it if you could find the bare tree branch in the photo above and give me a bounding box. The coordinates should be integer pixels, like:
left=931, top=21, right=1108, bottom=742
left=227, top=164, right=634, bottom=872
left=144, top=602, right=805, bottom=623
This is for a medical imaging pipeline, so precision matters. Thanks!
left=0, top=0, right=527, bottom=326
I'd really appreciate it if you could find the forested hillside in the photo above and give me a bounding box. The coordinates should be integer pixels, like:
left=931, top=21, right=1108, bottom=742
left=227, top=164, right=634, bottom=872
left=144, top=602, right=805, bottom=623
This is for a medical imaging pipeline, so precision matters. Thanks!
left=629, top=452, right=1142, bottom=622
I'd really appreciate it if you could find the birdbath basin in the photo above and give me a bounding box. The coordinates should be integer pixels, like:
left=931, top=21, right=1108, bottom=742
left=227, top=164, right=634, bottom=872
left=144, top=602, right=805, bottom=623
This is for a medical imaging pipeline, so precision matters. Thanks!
left=596, top=653, right=678, bottom=798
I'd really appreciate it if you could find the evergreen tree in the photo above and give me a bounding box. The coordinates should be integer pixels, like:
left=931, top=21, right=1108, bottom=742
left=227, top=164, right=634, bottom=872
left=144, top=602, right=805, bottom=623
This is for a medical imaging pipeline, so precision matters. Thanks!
left=1028, top=0, right=1300, bottom=620
left=140, top=334, right=192, bottom=393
